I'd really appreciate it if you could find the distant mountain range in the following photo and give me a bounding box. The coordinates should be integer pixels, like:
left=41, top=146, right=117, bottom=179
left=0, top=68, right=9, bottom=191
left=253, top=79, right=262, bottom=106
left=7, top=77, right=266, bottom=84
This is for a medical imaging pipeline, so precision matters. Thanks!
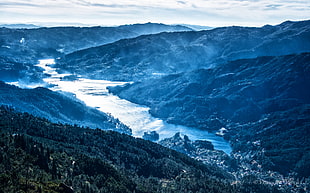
left=56, top=20, right=310, bottom=81
left=0, top=24, right=41, bottom=29
left=0, top=22, right=209, bottom=31
left=0, top=22, right=193, bottom=83
left=180, top=24, right=214, bottom=31
left=118, top=22, right=192, bottom=35
left=0, top=22, right=193, bottom=84
left=0, top=23, right=192, bottom=64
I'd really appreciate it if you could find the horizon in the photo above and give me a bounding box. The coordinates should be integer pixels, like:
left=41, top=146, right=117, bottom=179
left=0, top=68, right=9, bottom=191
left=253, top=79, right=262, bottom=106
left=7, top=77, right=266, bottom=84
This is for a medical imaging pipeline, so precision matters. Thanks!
left=1, top=0, right=309, bottom=28
left=0, top=19, right=309, bottom=29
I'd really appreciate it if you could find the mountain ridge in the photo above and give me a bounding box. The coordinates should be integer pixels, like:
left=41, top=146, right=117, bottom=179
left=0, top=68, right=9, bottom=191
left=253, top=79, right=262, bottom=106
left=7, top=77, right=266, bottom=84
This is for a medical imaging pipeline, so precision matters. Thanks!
left=56, top=20, right=310, bottom=81
left=109, top=52, right=310, bottom=178
left=1, top=19, right=310, bottom=192
left=0, top=23, right=192, bottom=64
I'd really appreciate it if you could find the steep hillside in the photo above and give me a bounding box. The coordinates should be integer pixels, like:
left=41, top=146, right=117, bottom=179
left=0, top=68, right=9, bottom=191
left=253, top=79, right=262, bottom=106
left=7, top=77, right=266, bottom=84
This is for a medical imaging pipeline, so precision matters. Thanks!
left=0, top=56, right=44, bottom=83
left=229, top=104, right=310, bottom=178
left=57, top=20, right=310, bottom=81
left=110, top=53, right=310, bottom=127
left=0, top=81, right=130, bottom=134
left=109, top=53, right=310, bottom=177
left=0, top=106, right=285, bottom=193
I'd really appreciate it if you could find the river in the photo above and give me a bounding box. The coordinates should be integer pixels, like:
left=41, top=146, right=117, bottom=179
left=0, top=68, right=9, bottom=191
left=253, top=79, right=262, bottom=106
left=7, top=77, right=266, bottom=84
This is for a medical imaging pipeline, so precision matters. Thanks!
left=35, top=59, right=232, bottom=154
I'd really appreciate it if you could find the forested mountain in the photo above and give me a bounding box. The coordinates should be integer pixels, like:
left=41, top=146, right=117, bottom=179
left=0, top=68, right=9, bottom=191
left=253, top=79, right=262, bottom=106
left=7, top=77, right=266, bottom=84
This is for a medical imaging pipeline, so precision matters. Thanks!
left=0, top=56, right=44, bottom=83
left=0, top=23, right=192, bottom=64
left=110, top=53, right=310, bottom=127
left=1, top=20, right=310, bottom=192
left=56, top=20, right=310, bottom=81
left=0, top=23, right=191, bottom=83
left=118, top=22, right=192, bottom=35
left=109, top=53, right=310, bottom=178
left=0, top=106, right=287, bottom=193
left=0, top=81, right=131, bottom=134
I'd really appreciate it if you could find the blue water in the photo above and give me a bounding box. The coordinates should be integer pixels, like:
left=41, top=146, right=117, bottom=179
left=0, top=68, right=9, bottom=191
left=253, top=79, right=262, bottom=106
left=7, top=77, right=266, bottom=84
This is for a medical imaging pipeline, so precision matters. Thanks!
left=34, top=59, right=232, bottom=154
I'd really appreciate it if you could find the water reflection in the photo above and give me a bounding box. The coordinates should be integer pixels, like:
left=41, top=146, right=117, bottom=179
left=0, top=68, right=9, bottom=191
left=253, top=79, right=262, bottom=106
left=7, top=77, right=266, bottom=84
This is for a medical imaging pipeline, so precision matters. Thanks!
left=37, top=59, right=232, bottom=154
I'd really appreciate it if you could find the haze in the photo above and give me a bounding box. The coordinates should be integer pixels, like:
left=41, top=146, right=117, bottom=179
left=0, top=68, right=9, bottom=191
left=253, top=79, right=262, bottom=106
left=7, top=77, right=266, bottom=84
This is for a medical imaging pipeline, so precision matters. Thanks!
left=1, top=0, right=309, bottom=27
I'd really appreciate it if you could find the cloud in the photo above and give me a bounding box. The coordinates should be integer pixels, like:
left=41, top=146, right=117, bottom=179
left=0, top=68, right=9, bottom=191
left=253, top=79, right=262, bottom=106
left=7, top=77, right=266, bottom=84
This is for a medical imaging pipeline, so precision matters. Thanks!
left=265, top=4, right=282, bottom=10
left=177, top=1, right=186, bottom=5
left=0, top=0, right=309, bottom=26
left=0, top=2, right=39, bottom=7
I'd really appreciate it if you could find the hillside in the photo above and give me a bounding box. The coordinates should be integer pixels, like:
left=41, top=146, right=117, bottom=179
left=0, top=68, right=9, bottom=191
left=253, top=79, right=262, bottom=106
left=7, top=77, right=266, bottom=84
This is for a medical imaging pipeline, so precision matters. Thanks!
left=56, top=20, right=310, bottom=81
left=0, top=56, right=44, bottom=83
left=110, top=53, right=310, bottom=126
left=0, top=105, right=286, bottom=193
left=118, top=22, right=192, bottom=35
left=0, top=81, right=131, bottom=134
left=1, top=20, right=309, bottom=192
left=0, top=23, right=192, bottom=64
left=0, top=23, right=192, bottom=83
left=109, top=53, right=310, bottom=178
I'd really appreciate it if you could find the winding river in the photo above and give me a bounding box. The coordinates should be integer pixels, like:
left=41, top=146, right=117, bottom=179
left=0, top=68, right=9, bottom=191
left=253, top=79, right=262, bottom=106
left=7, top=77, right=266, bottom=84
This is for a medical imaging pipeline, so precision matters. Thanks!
left=35, top=59, right=232, bottom=154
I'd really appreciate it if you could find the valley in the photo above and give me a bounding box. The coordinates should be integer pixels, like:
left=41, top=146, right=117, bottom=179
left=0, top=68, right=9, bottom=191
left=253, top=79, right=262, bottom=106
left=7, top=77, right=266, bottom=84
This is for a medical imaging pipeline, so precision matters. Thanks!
left=34, top=58, right=232, bottom=154
left=0, top=21, right=310, bottom=192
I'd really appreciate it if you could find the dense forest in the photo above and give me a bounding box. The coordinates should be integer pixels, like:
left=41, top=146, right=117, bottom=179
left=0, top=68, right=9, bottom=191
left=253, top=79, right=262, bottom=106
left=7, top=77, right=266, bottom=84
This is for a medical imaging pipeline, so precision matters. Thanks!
left=0, top=105, right=291, bottom=193
left=109, top=53, right=310, bottom=180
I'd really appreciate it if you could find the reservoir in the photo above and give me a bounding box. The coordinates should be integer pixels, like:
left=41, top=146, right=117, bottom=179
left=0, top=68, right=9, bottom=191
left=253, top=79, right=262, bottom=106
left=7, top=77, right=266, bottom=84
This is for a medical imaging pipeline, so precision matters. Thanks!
left=36, top=59, right=232, bottom=154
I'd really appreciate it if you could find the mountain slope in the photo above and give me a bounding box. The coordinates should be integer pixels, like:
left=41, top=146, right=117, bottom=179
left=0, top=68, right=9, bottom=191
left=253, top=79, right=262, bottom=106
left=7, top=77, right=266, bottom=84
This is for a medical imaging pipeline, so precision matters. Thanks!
left=109, top=53, right=310, bottom=177
left=0, top=56, right=44, bottom=83
left=57, top=20, right=310, bottom=81
left=0, top=23, right=192, bottom=64
left=110, top=53, right=310, bottom=127
left=0, top=81, right=131, bottom=134
left=118, top=22, right=192, bottom=35
left=2, top=105, right=281, bottom=193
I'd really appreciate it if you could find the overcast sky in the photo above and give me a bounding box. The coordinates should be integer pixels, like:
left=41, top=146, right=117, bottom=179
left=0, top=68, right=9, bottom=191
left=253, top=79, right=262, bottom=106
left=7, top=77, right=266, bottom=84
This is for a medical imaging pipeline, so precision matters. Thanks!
left=1, top=0, right=309, bottom=27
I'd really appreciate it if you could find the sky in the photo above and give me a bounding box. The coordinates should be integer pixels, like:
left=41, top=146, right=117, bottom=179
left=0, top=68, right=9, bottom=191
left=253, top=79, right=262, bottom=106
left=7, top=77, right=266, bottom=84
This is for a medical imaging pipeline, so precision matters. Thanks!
left=1, top=0, right=309, bottom=27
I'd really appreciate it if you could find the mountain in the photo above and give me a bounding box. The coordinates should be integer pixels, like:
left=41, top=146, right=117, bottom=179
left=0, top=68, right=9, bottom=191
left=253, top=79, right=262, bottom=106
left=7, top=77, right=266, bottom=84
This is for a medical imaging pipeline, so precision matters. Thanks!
left=118, top=22, right=192, bottom=35
left=181, top=24, right=214, bottom=31
left=0, top=23, right=192, bottom=64
left=0, top=23, right=192, bottom=83
left=0, top=56, right=44, bottom=83
left=56, top=20, right=310, bottom=81
left=0, top=105, right=286, bottom=193
left=109, top=53, right=310, bottom=178
left=0, top=81, right=131, bottom=134
left=110, top=53, right=310, bottom=127
left=0, top=24, right=40, bottom=29
left=1, top=20, right=309, bottom=192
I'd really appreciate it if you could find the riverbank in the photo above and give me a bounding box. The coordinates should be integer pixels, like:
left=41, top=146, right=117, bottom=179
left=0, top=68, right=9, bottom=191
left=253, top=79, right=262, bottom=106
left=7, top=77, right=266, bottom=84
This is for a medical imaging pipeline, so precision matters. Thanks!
left=33, top=59, right=232, bottom=154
